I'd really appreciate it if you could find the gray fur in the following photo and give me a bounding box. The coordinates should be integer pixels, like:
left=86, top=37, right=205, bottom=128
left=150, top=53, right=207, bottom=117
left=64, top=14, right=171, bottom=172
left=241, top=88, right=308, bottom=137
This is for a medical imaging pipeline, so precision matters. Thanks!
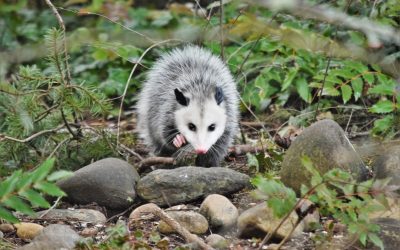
left=136, top=45, right=239, bottom=167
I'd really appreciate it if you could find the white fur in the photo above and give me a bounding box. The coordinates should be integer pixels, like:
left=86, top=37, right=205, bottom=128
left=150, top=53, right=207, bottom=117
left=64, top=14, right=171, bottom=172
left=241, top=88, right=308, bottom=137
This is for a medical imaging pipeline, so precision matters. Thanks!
left=174, top=98, right=227, bottom=152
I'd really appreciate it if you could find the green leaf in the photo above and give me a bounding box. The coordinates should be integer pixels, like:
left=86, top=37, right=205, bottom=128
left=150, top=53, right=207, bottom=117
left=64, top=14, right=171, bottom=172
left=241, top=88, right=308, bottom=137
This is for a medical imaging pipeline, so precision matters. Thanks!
left=282, top=68, right=298, bottom=91
left=0, top=206, right=18, bottom=223
left=31, top=158, right=55, bottom=183
left=351, top=78, right=363, bottom=101
left=0, top=170, right=22, bottom=198
left=19, top=190, right=50, bottom=208
left=340, top=85, right=352, bottom=103
left=296, top=77, right=311, bottom=103
left=363, top=73, right=375, bottom=85
left=322, top=86, right=340, bottom=96
left=46, top=170, right=73, bottom=182
left=369, top=84, right=395, bottom=95
left=372, top=115, right=394, bottom=135
left=34, top=182, right=66, bottom=197
left=359, top=232, right=368, bottom=246
left=368, top=233, right=384, bottom=250
left=3, top=195, right=35, bottom=216
left=370, top=100, right=395, bottom=113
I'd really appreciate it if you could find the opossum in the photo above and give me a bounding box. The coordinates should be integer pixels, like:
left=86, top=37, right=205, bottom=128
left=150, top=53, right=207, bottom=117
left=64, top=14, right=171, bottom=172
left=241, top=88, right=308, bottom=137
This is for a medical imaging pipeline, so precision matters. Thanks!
left=136, top=45, right=239, bottom=167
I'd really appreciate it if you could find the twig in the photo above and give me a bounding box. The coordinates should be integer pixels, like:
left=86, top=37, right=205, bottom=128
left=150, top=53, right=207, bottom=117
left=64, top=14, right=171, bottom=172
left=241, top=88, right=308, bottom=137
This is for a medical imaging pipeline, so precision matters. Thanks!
left=34, top=104, right=60, bottom=123
left=119, top=143, right=144, bottom=161
left=129, top=203, right=213, bottom=249
left=139, top=156, right=175, bottom=168
left=48, top=137, right=70, bottom=158
left=219, top=0, right=224, bottom=60
left=116, top=39, right=182, bottom=148
left=60, top=109, right=77, bottom=138
left=0, top=124, right=65, bottom=143
left=314, top=56, right=332, bottom=120
left=345, top=109, right=354, bottom=134
left=44, top=0, right=71, bottom=85
left=38, top=196, right=62, bottom=219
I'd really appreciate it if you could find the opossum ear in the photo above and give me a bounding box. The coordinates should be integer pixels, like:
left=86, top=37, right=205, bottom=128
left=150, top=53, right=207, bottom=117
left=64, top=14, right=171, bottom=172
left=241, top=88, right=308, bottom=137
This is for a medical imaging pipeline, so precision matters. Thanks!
left=215, top=87, right=224, bottom=105
left=174, top=88, right=189, bottom=106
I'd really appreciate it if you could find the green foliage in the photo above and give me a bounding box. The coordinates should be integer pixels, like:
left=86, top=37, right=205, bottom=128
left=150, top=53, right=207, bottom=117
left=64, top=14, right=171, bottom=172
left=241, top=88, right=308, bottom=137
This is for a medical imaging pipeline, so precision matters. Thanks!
left=0, top=28, right=112, bottom=170
left=0, top=158, right=71, bottom=223
left=252, top=156, right=399, bottom=249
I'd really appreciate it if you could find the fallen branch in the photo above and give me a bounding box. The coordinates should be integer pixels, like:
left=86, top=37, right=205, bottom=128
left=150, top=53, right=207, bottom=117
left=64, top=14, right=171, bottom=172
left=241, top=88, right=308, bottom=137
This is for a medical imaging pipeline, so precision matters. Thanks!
left=252, top=0, right=400, bottom=47
left=138, top=144, right=269, bottom=168
left=0, top=124, right=65, bottom=143
left=129, top=203, right=213, bottom=250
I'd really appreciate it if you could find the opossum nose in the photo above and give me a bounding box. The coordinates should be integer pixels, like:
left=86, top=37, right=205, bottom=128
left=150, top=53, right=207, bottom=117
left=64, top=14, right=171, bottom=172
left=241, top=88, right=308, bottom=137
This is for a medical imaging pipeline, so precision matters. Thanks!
left=195, top=148, right=207, bottom=154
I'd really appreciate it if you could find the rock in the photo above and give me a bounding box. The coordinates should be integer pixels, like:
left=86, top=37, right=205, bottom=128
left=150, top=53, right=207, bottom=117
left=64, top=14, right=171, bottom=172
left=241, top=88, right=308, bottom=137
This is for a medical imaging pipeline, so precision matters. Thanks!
left=0, top=231, right=3, bottom=239
left=18, top=224, right=81, bottom=250
left=0, top=223, right=14, bottom=233
left=237, top=202, right=304, bottom=239
left=280, top=119, right=368, bottom=194
left=205, top=234, right=228, bottom=249
left=369, top=198, right=400, bottom=221
left=158, top=210, right=209, bottom=234
left=81, top=227, right=98, bottom=237
left=58, top=158, right=140, bottom=210
left=15, top=223, right=44, bottom=240
left=137, top=167, right=249, bottom=206
left=368, top=218, right=400, bottom=250
left=37, top=209, right=107, bottom=224
left=372, top=145, right=400, bottom=192
left=199, top=194, right=238, bottom=229
left=298, top=199, right=320, bottom=232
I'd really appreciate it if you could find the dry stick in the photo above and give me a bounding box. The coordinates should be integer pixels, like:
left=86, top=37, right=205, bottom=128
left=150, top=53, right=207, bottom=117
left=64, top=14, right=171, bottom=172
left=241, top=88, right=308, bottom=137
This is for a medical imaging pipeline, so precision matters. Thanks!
left=48, top=137, right=70, bottom=158
left=0, top=124, right=65, bottom=143
left=219, top=0, right=224, bottom=60
left=129, top=203, right=214, bottom=250
left=38, top=196, right=62, bottom=219
left=44, top=0, right=71, bottom=85
left=119, top=143, right=144, bottom=161
left=116, top=39, right=182, bottom=148
left=60, top=109, right=77, bottom=138
left=139, top=144, right=266, bottom=168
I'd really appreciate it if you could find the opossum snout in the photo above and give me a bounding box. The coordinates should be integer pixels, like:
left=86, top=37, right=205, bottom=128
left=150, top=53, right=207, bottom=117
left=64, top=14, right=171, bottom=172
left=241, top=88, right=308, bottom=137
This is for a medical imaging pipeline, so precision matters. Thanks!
left=195, top=148, right=207, bottom=154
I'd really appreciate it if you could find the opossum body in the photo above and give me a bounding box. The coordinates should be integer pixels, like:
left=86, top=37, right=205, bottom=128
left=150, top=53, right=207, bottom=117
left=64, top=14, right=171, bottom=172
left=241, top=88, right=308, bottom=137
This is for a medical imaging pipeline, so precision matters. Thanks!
left=136, top=46, right=239, bottom=167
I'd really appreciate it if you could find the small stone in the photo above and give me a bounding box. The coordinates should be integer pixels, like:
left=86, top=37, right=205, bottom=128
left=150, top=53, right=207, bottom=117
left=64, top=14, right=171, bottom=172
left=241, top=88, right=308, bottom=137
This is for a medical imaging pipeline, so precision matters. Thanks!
left=0, top=223, right=14, bottom=233
left=298, top=199, right=320, bottom=232
left=237, top=202, right=304, bottom=239
left=81, top=227, right=98, bottom=237
left=0, top=231, right=3, bottom=239
left=205, top=234, right=228, bottom=249
left=18, top=224, right=81, bottom=250
left=37, top=209, right=107, bottom=224
left=200, top=194, right=238, bottom=229
left=369, top=198, right=400, bottom=221
left=15, top=223, right=44, bottom=240
left=158, top=210, right=208, bottom=234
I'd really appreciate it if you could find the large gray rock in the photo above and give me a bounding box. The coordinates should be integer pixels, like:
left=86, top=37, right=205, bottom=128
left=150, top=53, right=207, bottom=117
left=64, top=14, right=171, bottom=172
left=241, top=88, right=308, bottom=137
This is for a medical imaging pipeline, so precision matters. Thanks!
left=237, top=202, right=304, bottom=239
left=372, top=145, right=400, bottom=192
left=18, top=224, right=81, bottom=250
left=280, top=119, right=368, bottom=194
left=137, top=167, right=249, bottom=206
left=37, top=209, right=107, bottom=224
left=58, top=158, right=140, bottom=210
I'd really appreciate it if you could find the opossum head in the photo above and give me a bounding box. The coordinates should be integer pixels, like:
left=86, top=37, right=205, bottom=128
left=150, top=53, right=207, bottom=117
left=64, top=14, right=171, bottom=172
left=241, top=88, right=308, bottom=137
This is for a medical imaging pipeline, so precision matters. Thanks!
left=174, top=87, right=227, bottom=154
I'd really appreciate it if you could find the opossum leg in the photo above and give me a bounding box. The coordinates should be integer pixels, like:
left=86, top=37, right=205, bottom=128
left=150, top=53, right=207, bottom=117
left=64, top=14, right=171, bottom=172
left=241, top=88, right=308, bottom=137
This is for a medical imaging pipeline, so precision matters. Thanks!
left=173, top=134, right=186, bottom=148
left=195, top=154, right=220, bottom=167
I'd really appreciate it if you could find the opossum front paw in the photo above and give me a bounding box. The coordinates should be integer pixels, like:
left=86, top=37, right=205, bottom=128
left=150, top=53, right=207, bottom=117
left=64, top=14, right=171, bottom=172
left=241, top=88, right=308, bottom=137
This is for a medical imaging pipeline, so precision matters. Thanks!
left=173, top=134, right=186, bottom=148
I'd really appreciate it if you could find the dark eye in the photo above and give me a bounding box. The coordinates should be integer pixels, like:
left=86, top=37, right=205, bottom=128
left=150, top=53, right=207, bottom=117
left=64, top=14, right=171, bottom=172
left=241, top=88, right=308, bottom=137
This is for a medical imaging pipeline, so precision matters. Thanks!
left=208, top=124, right=216, bottom=132
left=188, top=123, right=196, bottom=131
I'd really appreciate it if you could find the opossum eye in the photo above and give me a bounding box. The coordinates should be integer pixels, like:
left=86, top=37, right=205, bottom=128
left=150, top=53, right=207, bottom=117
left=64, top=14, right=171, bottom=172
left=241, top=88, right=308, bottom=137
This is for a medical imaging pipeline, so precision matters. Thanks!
left=208, top=124, right=216, bottom=132
left=188, top=123, right=196, bottom=131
